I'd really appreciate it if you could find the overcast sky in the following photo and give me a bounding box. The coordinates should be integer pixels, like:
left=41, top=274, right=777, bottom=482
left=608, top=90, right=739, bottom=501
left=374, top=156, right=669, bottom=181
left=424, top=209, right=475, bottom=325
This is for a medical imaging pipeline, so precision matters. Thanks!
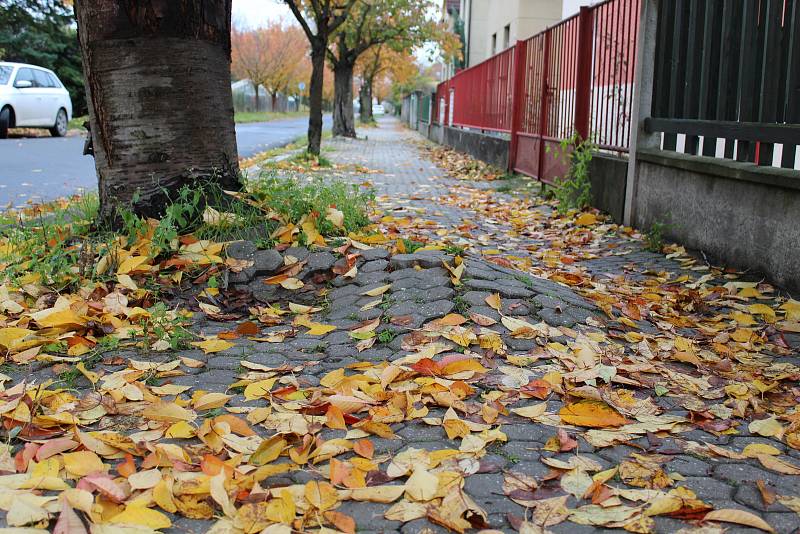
left=233, top=0, right=594, bottom=29
left=232, top=0, right=292, bottom=29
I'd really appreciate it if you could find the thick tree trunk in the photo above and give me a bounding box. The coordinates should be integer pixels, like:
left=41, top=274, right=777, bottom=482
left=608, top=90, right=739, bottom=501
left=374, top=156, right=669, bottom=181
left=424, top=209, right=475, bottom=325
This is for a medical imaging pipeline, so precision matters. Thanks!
left=254, top=83, right=260, bottom=112
left=271, top=92, right=278, bottom=113
left=307, top=45, right=325, bottom=155
left=359, top=81, right=373, bottom=124
left=332, top=62, right=356, bottom=138
left=74, top=0, right=240, bottom=224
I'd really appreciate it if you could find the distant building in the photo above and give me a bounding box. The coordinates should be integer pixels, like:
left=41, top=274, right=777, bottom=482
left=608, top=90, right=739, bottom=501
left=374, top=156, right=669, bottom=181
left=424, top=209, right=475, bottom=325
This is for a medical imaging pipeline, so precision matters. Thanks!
left=456, top=0, right=564, bottom=68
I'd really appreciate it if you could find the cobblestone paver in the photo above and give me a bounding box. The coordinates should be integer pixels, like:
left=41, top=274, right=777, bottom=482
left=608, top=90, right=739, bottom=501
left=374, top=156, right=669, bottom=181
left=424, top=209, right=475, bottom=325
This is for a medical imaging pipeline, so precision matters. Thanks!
left=8, top=118, right=799, bottom=533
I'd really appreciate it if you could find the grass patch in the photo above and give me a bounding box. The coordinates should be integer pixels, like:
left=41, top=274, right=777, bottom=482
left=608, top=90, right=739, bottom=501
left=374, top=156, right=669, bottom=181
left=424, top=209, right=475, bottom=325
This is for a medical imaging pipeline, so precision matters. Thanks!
left=234, top=110, right=307, bottom=124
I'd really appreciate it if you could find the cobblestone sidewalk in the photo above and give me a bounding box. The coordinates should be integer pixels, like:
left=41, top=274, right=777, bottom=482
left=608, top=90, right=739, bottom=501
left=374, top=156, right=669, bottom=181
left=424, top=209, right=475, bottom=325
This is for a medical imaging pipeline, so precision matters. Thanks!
left=7, top=117, right=798, bottom=534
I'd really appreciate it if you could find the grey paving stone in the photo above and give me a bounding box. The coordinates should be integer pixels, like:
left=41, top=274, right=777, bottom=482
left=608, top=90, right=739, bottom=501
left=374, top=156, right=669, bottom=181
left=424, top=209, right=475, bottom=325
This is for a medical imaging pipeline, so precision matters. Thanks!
left=391, top=275, right=450, bottom=291
left=464, top=278, right=533, bottom=298
left=253, top=249, right=283, bottom=273
left=462, top=473, right=505, bottom=497
left=682, top=476, right=734, bottom=503
left=386, top=300, right=454, bottom=319
left=667, top=456, right=712, bottom=477
left=362, top=259, right=390, bottom=272
left=360, top=247, right=390, bottom=261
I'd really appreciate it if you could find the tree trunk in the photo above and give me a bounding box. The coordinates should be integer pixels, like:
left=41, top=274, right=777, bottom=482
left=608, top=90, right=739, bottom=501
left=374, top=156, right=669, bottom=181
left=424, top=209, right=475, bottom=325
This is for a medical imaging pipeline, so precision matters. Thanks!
left=307, top=45, right=325, bottom=155
left=74, top=0, right=240, bottom=224
left=271, top=92, right=278, bottom=113
left=332, top=61, right=356, bottom=138
left=254, top=83, right=260, bottom=112
left=359, top=81, right=373, bottom=124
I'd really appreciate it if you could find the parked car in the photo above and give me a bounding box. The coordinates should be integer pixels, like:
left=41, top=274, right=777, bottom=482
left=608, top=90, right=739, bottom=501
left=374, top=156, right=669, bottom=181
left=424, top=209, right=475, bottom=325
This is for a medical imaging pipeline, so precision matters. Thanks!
left=373, top=104, right=385, bottom=116
left=0, top=62, right=73, bottom=139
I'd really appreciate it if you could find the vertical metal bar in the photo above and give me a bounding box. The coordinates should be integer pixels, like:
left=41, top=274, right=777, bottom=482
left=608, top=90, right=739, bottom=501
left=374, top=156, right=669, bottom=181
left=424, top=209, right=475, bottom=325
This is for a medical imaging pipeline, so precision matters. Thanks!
left=575, top=6, right=595, bottom=141
left=781, top=0, right=800, bottom=167
left=758, top=0, right=782, bottom=165
left=699, top=0, right=721, bottom=156
left=612, top=0, right=623, bottom=147
left=509, top=40, right=528, bottom=172
left=538, top=30, right=552, bottom=180
left=683, top=0, right=702, bottom=154
left=736, top=0, right=761, bottom=162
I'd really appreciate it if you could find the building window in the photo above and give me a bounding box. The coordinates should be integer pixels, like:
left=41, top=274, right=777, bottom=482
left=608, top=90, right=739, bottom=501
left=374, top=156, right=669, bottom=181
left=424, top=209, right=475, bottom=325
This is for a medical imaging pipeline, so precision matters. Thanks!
left=503, top=24, right=510, bottom=49
left=491, top=33, right=497, bottom=55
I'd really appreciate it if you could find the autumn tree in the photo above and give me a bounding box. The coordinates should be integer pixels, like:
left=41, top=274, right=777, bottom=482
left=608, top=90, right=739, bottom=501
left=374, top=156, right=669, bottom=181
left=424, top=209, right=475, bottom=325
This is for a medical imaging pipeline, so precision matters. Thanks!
left=73, top=0, right=240, bottom=224
left=356, top=45, right=415, bottom=123
left=231, top=21, right=308, bottom=112
left=284, top=0, right=357, bottom=155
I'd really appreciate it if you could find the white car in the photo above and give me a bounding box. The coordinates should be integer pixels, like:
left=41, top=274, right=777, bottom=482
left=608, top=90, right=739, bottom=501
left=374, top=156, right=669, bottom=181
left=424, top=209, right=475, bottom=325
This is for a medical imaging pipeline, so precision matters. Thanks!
left=0, top=62, right=73, bottom=139
left=373, top=104, right=385, bottom=116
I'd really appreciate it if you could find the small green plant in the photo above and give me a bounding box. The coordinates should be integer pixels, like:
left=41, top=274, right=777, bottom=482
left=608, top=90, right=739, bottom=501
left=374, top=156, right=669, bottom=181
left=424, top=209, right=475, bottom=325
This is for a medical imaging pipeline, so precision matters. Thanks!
left=377, top=329, right=396, bottom=344
left=400, top=239, right=424, bottom=253
left=139, top=303, right=193, bottom=351
left=453, top=294, right=469, bottom=315
left=644, top=221, right=670, bottom=253
left=443, top=245, right=465, bottom=256
left=550, top=133, right=595, bottom=214
left=290, top=151, right=332, bottom=168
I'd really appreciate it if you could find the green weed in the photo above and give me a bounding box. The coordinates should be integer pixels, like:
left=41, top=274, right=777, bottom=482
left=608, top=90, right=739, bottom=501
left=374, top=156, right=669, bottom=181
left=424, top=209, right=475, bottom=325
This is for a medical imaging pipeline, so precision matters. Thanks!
left=550, top=133, right=595, bottom=213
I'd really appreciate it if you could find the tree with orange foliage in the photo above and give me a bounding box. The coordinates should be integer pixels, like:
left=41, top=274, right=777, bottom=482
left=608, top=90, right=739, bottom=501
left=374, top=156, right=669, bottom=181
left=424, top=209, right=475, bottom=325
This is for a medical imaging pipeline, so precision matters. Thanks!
left=356, top=44, right=416, bottom=123
left=231, top=21, right=308, bottom=112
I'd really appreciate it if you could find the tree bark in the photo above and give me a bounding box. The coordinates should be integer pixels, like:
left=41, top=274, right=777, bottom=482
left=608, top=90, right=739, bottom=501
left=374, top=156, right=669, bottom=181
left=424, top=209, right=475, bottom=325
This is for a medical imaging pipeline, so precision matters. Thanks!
left=307, top=45, right=325, bottom=155
left=359, top=80, right=373, bottom=124
left=254, top=83, right=260, bottom=112
left=332, top=61, right=356, bottom=138
left=74, top=0, right=241, bottom=224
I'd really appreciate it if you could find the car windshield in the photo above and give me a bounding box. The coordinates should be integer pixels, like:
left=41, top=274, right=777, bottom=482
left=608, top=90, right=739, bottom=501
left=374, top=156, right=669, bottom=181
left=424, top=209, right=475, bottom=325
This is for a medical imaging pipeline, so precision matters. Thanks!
left=0, top=66, right=12, bottom=85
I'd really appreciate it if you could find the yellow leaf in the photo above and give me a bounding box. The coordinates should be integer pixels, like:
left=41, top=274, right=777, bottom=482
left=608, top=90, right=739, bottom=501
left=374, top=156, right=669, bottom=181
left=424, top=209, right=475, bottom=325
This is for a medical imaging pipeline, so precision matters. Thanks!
left=748, top=417, right=784, bottom=438
left=704, top=509, right=774, bottom=533
left=742, top=443, right=781, bottom=458
left=0, top=327, right=34, bottom=348
left=128, top=469, right=162, bottom=490
left=575, top=212, right=598, bottom=226
left=305, top=322, right=336, bottom=336
left=362, top=284, right=391, bottom=297
left=165, top=421, right=196, bottom=439
left=192, top=338, right=234, bottom=354
left=117, top=255, right=150, bottom=275
left=280, top=277, right=304, bottom=290
left=110, top=505, right=172, bottom=530
left=244, top=378, right=277, bottom=400
left=304, top=480, right=338, bottom=511
left=756, top=454, right=800, bottom=475
left=142, top=402, right=197, bottom=423
left=405, top=468, right=439, bottom=502
left=748, top=304, right=777, bottom=322
left=117, top=274, right=139, bottom=291
left=62, top=451, right=106, bottom=477
left=559, top=400, right=627, bottom=428
left=35, top=308, right=85, bottom=328
left=193, top=392, right=231, bottom=411
left=511, top=403, right=548, bottom=419
left=485, top=293, right=501, bottom=311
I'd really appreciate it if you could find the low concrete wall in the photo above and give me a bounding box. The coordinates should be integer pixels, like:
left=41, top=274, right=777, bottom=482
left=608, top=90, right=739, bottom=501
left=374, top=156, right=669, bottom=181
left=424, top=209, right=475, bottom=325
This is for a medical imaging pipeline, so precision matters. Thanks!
left=436, top=126, right=510, bottom=169
left=634, top=149, right=800, bottom=291
left=589, top=153, right=628, bottom=223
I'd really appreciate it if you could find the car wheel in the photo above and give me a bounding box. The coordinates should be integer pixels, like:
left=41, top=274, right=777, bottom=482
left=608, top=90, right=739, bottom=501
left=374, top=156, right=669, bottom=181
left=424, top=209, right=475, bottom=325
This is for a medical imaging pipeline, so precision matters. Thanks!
left=50, top=108, right=68, bottom=137
left=0, top=107, right=9, bottom=139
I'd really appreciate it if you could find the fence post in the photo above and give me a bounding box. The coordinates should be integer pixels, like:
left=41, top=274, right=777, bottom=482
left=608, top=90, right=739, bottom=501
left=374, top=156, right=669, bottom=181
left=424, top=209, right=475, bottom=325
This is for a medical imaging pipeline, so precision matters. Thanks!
left=508, top=40, right=528, bottom=172
left=537, top=31, right=552, bottom=180
left=624, top=0, right=660, bottom=226
left=575, top=6, right=594, bottom=142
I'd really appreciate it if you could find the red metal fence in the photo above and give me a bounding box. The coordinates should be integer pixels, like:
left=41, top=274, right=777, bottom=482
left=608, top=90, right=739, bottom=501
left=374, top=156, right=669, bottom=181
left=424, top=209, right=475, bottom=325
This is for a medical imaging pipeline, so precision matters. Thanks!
left=433, top=0, right=640, bottom=184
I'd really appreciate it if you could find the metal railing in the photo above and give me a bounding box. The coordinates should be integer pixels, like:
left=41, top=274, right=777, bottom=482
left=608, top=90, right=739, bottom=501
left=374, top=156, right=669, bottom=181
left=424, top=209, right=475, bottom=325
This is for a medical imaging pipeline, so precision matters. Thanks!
left=433, top=0, right=641, bottom=184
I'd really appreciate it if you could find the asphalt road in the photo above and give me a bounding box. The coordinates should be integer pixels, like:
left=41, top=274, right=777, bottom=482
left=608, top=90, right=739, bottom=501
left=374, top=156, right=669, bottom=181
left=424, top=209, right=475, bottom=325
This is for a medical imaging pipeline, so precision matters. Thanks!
left=0, top=115, right=330, bottom=209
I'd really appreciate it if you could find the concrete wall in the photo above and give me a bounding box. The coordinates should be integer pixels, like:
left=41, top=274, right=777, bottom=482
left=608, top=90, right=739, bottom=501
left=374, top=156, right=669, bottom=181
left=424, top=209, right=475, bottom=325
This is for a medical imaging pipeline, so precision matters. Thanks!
left=439, top=126, right=510, bottom=169
left=634, top=149, right=800, bottom=292
left=589, top=153, right=628, bottom=223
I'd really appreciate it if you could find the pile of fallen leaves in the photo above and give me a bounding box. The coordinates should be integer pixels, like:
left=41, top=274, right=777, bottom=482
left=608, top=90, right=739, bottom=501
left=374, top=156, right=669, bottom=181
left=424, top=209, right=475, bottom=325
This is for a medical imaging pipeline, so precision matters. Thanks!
left=418, top=142, right=507, bottom=181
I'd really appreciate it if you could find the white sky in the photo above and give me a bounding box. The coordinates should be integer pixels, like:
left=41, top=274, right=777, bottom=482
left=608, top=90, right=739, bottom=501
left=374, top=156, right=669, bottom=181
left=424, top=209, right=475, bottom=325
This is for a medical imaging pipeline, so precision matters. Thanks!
left=234, top=0, right=594, bottom=29
left=563, top=0, right=595, bottom=18
left=232, top=0, right=293, bottom=29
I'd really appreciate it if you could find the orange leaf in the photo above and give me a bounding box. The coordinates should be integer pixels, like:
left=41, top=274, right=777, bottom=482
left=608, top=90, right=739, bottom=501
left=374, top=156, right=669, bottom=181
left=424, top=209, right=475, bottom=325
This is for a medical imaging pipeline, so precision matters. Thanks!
left=117, top=453, right=136, bottom=478
left=559, top=400, right=627, bottom=428
left=236, top=321, right=260, bottom=335
left=411, top=358, right=441, bottom=376
left=353, top=439, right=374, bottom=459
left=325, top=510, right=356, bottom=534
left=326, top=405, right=347, bottom=430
